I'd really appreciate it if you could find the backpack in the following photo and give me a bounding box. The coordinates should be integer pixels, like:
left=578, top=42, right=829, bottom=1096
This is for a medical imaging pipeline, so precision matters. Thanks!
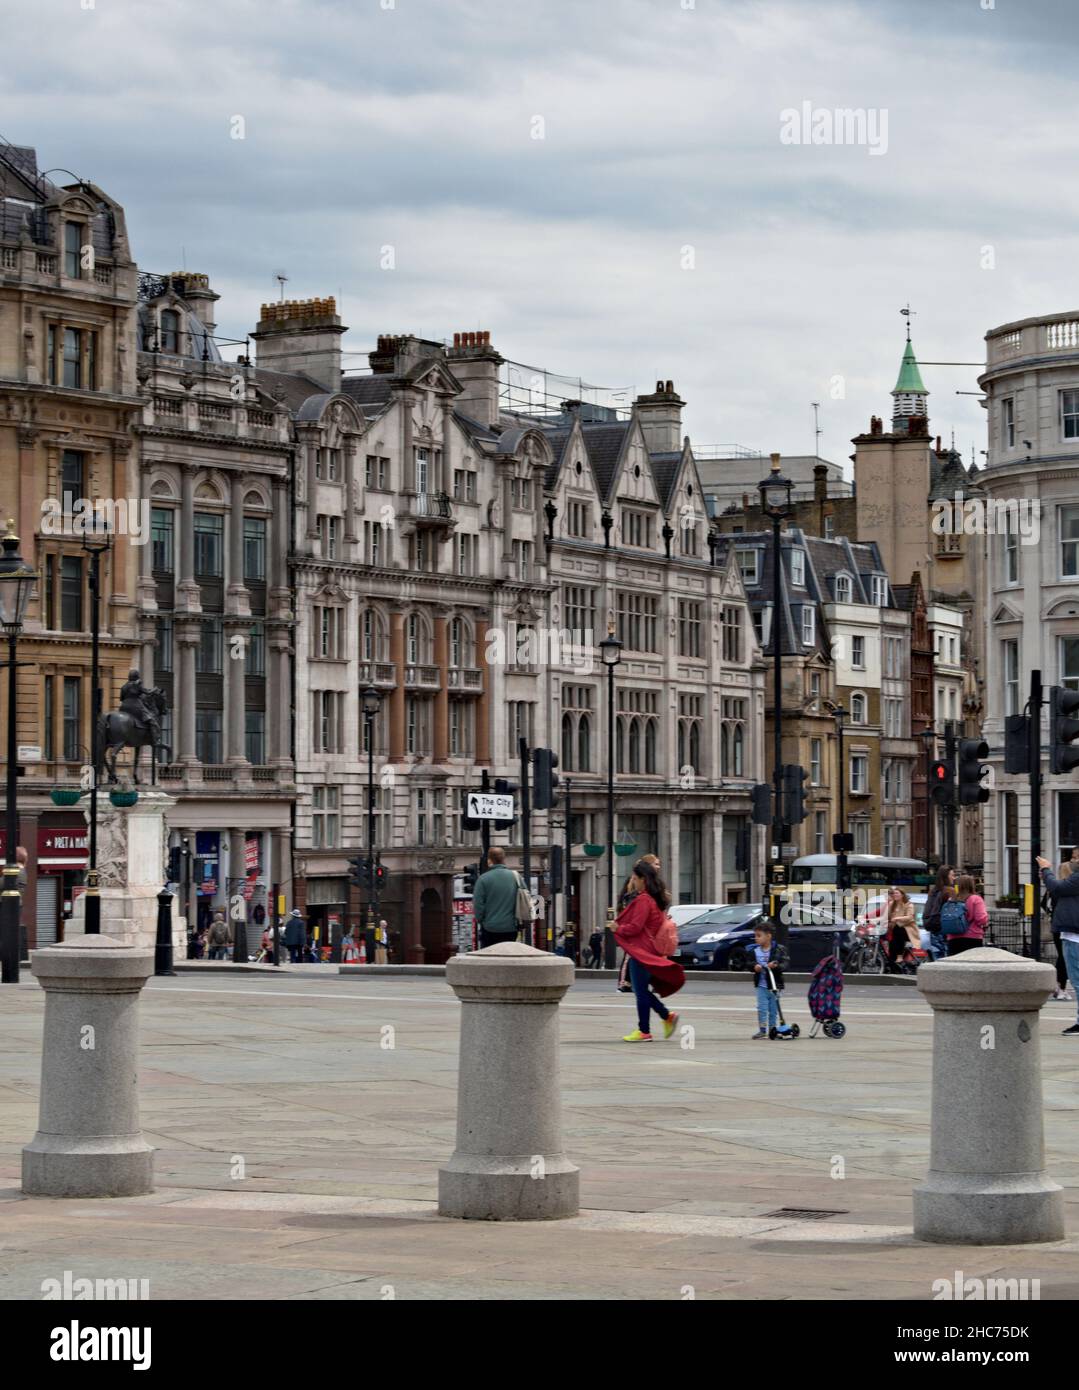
left=654, top=914, right=678, bottom=957
left=513, top=873, right=533, bottom=926
left=210, top=921, right=228, bottom=945
left=940, top=898, right=969, bottom=936
left=808, top=955, right=843, bottom=1022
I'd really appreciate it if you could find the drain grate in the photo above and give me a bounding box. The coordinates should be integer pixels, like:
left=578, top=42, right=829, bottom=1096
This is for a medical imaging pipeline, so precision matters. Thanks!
left=762, top=1207, right=848, bottom=1220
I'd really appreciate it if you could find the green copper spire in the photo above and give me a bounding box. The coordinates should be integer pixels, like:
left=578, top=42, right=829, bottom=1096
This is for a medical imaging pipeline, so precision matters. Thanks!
left=893, top=338, right=927, bottom=396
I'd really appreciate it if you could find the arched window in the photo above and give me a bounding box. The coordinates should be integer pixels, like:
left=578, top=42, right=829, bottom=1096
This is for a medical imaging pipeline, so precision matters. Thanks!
left=160, top=309, right=180, bottom=354
left=851, top=692, right=867, bottom=724
left=689, top=721, right=701, bottom=773
left=628, top=718, right=640, bottom=774
left=733, top=724, right=744, bottom=776
left=645, top=718, right=657, bottom=774
left=562, top=713, right=574, bottom=771
left=720, top=724, right=730, bottom=776
left=835, top=573, right=852, bottom=603
left=406, top=613, right=431, bottom=664
left=361, top=608, right=388, bottom=662
left=677, top=721, right=685, bottom=770
left=616, top=719, right=625, bottom=774
left=578, top=713, right=591, bottom=772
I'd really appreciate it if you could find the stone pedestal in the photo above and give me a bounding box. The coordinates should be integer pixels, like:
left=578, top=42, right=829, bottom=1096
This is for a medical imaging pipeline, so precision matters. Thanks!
left=72, top=789, right=185, bottom=953
left=22, top=934, right=155, bottom=1197
left=438, top=942, right=579, bottom=1220
left=913, top=946, right=1065, bottom=1245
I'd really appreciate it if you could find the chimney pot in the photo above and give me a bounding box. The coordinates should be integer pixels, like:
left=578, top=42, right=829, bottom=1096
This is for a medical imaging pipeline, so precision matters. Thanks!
left=666, top=379, right=673, bottom=393
left=656, top=379, right=663, bottom=392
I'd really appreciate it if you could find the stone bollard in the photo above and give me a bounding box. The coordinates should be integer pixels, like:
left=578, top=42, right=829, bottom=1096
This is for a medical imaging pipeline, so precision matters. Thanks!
left=22, top=934, right=155, bottom=1198
left=438, top=941, right=579, bottom=1220
left=913, top=946, right=1064, bottom=1245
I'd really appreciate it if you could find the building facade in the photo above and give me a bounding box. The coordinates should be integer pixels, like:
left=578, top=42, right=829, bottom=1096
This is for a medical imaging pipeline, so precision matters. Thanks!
left=134, top=271, right=296, bottom=938
left=0, top=143, right=142, bottom=946
left=978, top=311, right=1079, bottom=903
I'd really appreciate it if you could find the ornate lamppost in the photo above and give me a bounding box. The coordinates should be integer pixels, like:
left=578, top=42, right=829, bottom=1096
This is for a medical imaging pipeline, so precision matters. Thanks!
left=599, top=626, right=622, bottom=967
left=362, top=686, right=382, bottom=956
left=757, top=455, right=793, bottom=935
left=0, top=522, right=38, bottom=982
left=82, top=511, right=112, bottom=934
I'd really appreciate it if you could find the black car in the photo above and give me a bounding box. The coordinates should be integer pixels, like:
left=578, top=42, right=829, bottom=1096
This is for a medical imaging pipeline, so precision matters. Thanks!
left=674, top=902, right=855, bottom=971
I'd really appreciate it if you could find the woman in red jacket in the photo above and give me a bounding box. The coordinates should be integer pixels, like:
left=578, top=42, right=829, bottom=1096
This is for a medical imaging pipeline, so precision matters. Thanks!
left=614, top=859, right=684, bottom=1042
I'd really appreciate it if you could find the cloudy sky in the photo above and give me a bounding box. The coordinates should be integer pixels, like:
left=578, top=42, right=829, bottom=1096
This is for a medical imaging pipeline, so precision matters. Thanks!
left=3, top=0, right=1074, bottom=470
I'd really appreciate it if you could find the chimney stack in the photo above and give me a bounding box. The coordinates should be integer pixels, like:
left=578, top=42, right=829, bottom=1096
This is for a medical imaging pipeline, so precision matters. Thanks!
left=446, top=329, right=502, bottom=428
left=634, top=379, right=685, bottom=453
left=251, top=297, right=346, bottom=392
left=813, top=463, right=828, bottom=505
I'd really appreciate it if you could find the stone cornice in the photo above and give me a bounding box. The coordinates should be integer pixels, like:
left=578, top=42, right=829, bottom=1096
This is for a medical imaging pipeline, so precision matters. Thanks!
left=134, top=424, right=293, bottom=457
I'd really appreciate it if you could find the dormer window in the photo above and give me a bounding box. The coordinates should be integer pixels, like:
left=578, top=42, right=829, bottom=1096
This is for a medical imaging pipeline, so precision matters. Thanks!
left=790, top=548, right=805, bottom=586
left=160, top=309, right=180, bottom=354
left=64, top=223, right=84, bottom=279
left=835, top=573, right=852, bottom=603
left=871, top=574, right=889, bottom=606
left=622, top=508, right=654, bottom=549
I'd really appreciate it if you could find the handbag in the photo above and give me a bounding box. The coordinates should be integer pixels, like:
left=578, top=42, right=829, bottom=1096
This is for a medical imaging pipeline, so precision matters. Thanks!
left=514, top=872, right=533, bottom=926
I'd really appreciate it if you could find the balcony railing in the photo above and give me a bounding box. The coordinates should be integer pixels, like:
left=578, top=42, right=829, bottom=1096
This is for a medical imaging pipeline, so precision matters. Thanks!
left=408, top=491, right=453, bottom=523
left=447, top=667, right=483, bottom=691
left=935, top=533, right=963, bottom=557
left=404, top=664, right=440, bottom=690
left=359, top=661, right=396, bottom=686
left=35, top=253, right=56, bottom=274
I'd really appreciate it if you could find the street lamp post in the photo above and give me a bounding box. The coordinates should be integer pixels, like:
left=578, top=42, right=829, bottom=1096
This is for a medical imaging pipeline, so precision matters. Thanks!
left=921, top=724, right=936, bottom=870
left=833, top=705, right=848, bottom=906
left=757, top=456, right=793, bottom=936
left=362, top=686, right=382, bottom=958
left=82, top=512, right=112, bottom=935
left=0, top=522, right=38, bottom=983
left=599, top=626, right=622, bottom=968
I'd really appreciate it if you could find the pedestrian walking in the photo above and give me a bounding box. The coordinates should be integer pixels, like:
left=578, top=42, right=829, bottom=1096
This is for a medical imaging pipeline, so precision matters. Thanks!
left=1041, top=871, right=1072, bottom=1000
left=207, top=911, right=231, bottom=960
left=885, top=887, right=919, bottom=971
left=942, top=873, right=988, bottom=956
left=472, top=846, right=525, bottom=948
left=750, top=922, right=790, bottom=1038
left=613, top=858, right=683, bottom=1043
left=1037, top=857, right=1079, bottom=1033
left=587, top=929, right=604, bottom=968
left=922, top=865, right=955, bottom=962
left=375, top=918, right=389, bottom=965
left=283, top=908, right=305, bottom=964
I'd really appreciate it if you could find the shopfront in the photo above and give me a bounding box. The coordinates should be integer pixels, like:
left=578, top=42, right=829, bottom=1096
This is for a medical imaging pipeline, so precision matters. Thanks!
left=1, top=816, right=89, bottom=948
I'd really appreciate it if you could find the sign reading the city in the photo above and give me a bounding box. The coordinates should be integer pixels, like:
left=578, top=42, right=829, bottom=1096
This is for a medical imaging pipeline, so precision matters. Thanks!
left=465, top=792, right=514, bottom=821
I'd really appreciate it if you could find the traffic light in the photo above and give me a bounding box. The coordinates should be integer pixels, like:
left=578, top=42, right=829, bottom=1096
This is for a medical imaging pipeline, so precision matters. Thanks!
left=751, top=783, right=772, bottom=825
left=348, top=856, right=370, bottom=890
left=957, top=737, right=991, bottom=805
left=493, top=778, right=517, bottom=830
left=1004, top=714, right=1031, bottom=775
left=167, top=846, right=183, bottom=882
left=532, top=748, right=560, bottom=809
left=781, top=764, right=808, bottom=825
left=1050, top=686, right=1079, bottom=775
left=463, top=863, right=479, bottom=894
left=930, top=758, right=955, bottom=807
left=373, top=861, right=388, bottom=891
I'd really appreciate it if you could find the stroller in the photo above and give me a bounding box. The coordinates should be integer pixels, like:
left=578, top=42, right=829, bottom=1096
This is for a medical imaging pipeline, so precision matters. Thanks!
left=807, top=932, right=847, bottom=1039
left=763, top=964, right=799, bottom=1040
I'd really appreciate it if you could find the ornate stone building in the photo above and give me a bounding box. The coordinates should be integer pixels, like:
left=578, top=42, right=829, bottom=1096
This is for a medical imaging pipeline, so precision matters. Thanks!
left=0, top=142, right=142, bottom=945
left=133, top=271, right=295, bottom=937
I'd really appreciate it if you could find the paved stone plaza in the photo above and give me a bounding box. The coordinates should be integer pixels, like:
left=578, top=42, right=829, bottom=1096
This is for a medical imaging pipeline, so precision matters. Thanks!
left=1, top=969, right=1078, bottom=1301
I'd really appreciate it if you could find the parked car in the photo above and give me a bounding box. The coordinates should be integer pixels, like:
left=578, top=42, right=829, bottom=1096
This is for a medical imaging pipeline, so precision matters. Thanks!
left=674, top=902, right=855, bottom=971
left=667, top=903, right=726, bottom=928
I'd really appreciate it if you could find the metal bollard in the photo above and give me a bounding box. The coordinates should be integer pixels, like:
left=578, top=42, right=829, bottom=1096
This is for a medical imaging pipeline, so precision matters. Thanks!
left=913, top=946, right=1064, bottom=1244
left=154, top=888, right=175, bottom=977
left=438, top=941, right=579, bottom=1220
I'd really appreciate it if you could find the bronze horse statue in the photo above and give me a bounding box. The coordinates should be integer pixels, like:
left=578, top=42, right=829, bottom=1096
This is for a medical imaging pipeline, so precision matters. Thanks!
left=98, top=686, right=168, bottom=786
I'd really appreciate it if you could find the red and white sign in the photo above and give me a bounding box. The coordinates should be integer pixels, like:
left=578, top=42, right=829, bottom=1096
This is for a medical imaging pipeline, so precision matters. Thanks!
left=244, top=836, right=260, bottom=871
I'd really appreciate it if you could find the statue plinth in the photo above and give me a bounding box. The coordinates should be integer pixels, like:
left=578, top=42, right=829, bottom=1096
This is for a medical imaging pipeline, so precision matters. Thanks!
left=72, top=789, right=186, bottom=952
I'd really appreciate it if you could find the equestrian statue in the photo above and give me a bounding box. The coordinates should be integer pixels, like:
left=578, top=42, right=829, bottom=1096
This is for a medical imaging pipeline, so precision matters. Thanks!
left=98, top=669, right=169, bottom=785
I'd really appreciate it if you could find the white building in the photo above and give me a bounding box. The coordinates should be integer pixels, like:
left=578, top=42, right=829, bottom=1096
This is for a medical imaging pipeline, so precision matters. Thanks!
left=978, top=311, right=1079, bottom=902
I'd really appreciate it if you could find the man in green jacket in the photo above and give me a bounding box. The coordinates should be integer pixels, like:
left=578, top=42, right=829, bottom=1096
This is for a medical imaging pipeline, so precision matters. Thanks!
left=473, top=846, right=522, bottom=948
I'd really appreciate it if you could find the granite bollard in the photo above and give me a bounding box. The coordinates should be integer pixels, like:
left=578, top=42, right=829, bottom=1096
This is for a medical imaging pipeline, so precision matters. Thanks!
left=438, top=942, right=579, bottom=1220
left=22, top=934, right=155, bottom=1198
left=913, top=946, right=1064, bottom=1245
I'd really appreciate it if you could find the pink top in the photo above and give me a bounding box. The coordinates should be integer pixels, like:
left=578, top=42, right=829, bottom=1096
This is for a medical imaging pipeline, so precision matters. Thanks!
left=959, top=893, right=988, bottom=940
